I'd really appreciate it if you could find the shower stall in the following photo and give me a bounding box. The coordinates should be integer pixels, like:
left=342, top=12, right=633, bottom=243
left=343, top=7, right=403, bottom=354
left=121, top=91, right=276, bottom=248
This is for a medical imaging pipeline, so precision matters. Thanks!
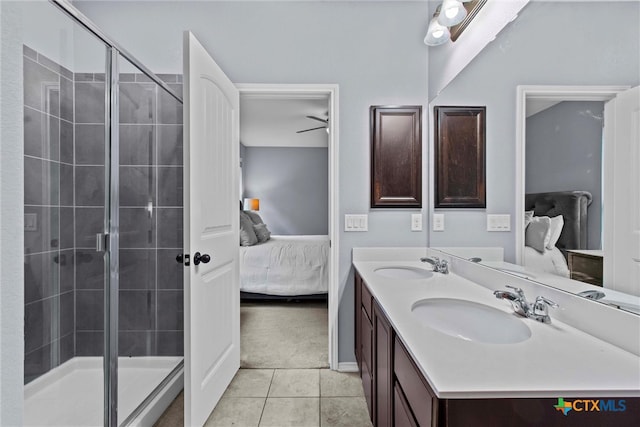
left=22, top=1, right=184, bottom=425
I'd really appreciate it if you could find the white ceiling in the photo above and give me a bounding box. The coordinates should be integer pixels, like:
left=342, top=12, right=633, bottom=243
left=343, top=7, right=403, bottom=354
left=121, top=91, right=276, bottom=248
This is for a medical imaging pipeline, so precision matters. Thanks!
left=240, top=95, right=330, bottom=148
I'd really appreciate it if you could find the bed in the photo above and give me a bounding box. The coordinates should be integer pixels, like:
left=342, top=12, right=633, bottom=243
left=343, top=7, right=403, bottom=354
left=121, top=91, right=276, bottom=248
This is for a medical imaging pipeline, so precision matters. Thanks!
left=239, top=235, right=329, bottom=298
left=524, top=191, right=592, bottom=277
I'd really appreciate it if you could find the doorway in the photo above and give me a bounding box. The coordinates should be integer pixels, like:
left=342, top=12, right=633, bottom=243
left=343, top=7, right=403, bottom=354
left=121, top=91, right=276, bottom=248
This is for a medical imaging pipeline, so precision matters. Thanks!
left=237, top=84, right=339, bottom=370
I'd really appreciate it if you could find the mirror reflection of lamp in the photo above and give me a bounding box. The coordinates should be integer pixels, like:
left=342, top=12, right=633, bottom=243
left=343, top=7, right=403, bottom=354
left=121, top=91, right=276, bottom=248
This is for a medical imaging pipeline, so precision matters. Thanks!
left=243, top=198, right=260, bottom=211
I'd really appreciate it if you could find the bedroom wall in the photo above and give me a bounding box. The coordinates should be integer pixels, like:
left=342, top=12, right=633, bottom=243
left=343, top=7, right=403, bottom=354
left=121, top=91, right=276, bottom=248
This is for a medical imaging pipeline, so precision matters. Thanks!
left=526, top=101, right=604, bottom=250
left=428, top=0, right=640, bottom=262
left=74, top=0, right=429, bottom=365
left=243, top=147, right=328, bottom=235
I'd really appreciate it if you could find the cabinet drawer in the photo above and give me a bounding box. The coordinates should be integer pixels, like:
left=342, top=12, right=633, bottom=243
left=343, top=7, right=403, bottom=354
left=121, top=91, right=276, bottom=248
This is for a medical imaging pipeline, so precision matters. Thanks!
left=394, top=337, right=434, bottom=427
left=394, top=383, right=418, bottom=427
left=362, top=282, right=373, bottom=320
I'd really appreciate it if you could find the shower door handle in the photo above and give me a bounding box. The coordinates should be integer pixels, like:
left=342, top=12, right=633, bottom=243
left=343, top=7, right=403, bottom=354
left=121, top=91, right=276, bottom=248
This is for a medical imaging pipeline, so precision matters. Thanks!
left=96, top=233, right=109, bottom=252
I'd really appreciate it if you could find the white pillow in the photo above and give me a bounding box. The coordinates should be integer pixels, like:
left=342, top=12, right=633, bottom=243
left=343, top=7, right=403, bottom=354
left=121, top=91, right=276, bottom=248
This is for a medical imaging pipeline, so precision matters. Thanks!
left=546, top=215, right=564, bottom=250
left=253, top=223, right=271, bottom=243
left=524, top=210, right=534, bottom=229
left=525, top=216, right=551, bottom=253
left=239, top=211, right=258, bottom=246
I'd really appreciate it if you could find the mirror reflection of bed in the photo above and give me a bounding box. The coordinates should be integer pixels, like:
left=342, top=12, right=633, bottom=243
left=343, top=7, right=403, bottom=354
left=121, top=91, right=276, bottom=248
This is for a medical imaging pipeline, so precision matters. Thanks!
left=237, top=93, right=330, bottom=369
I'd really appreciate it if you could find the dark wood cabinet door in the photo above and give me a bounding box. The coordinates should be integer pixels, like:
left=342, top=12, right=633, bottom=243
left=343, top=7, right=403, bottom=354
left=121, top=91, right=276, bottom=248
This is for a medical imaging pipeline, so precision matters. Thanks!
left=354, top=272, right=362, bottom=367
left=374, top=301, right=393, bottom=427
left=393, top=384, right=418, bottom=427
left=370, top=106, right=422, bottom=208
left=434, top=106, right=486, bottom=208
left=360, top=306, right=374, bottom=419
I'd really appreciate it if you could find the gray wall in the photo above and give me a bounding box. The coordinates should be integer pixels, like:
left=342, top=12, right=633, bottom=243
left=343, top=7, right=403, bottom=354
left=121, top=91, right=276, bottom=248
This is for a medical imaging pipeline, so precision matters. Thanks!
left=526, top=101, right=604, bottom=250
left=244, top=147, right=328, bottom=235
left=428, top=1, right=639, bottom=261
left=75, top=0, right=429, bottom=364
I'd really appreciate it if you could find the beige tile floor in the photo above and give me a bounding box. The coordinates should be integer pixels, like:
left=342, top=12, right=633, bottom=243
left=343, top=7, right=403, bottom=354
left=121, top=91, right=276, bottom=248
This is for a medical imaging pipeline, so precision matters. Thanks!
left=203, top=368, right=372, bottom=427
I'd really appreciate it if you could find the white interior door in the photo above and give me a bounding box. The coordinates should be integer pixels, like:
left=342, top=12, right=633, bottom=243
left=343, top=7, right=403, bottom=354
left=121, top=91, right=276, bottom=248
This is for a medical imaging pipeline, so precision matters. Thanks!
left=183, top=31, right=240, bottom=426
left=603, top=86, right=640, bottom=296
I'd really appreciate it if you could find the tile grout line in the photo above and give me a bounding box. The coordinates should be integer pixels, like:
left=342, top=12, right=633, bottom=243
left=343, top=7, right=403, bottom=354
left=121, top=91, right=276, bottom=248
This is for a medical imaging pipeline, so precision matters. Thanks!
left=256, top=369, right=276, bottom=427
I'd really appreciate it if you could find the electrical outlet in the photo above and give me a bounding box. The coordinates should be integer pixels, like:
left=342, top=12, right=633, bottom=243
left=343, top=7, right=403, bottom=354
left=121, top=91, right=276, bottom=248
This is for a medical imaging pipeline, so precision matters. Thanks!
left=487, top=214, right=511, bottom=231
left=345, top=214, right=368, bottom=232
left=433, top=213, right=445, bottom=231
left=411, top=214, right=422, bottom=231
left=24, top=213, right=38, bottom=231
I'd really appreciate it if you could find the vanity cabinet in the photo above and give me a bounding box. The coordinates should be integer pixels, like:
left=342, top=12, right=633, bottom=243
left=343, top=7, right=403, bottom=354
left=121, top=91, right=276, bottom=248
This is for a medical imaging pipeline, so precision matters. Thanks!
left=353, top=271, right=639, bottom=427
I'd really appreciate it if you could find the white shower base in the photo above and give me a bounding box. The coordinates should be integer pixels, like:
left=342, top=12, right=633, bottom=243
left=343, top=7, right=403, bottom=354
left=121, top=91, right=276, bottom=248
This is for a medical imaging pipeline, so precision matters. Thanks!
left=24, top=356, right=182, bottom=427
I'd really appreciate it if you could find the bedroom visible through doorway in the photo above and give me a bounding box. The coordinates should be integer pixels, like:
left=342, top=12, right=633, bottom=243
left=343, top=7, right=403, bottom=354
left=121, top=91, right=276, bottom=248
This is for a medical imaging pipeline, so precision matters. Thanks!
left=237, top=86, right=337, bottom=369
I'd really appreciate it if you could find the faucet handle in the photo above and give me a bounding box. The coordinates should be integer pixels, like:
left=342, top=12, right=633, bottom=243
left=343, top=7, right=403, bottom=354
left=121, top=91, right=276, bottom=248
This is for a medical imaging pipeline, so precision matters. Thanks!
left=506, top=285, right=525, bottom=298
left=534, top=296, right=558, bottom=309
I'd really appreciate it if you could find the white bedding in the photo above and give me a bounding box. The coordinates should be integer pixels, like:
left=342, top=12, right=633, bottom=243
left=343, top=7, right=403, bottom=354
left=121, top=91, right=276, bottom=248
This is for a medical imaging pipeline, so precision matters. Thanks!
left=239, top=235, right=329, bottom=296
left=523, top=246, right=570, bottom=278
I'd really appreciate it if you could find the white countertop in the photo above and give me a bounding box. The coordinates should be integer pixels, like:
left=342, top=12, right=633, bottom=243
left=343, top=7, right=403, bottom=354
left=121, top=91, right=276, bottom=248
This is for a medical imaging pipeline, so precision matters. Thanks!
left=353, top=257, right=640, bottom=399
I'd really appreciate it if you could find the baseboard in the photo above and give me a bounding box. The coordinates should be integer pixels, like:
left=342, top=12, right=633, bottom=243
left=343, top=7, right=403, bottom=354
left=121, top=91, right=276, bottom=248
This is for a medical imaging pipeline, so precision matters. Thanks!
left=337, top=362, right=358, bottom=372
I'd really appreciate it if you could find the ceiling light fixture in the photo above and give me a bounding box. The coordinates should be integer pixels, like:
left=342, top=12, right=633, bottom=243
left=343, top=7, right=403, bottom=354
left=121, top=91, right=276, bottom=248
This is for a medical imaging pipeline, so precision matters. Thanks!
left=424, top=6, right=451, bottom=46
left=438, top=0, right=467, bottom=27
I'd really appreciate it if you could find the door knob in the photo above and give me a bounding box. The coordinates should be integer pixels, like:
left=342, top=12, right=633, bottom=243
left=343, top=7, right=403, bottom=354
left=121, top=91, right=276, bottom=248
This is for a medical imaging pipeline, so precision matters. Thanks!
left=176, top=253, right=190, bottom=266
left=193, top=252, right=211, bottom=266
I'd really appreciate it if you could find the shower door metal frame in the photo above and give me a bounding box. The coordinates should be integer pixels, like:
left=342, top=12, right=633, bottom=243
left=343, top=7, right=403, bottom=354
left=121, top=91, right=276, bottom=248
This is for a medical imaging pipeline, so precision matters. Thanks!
left=46, top=1, right=185, bottom=426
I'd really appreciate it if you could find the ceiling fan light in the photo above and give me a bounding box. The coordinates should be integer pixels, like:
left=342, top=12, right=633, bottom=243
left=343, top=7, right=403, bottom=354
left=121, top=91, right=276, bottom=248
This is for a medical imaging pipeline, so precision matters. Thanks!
left=437, top=0, right=467, bottom=27
left=424, top=16, right=451, bottom=46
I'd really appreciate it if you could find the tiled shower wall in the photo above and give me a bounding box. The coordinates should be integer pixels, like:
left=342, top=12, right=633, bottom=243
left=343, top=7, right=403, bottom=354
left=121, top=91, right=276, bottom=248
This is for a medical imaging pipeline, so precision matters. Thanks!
left=23, top=46, right=184, bottom=384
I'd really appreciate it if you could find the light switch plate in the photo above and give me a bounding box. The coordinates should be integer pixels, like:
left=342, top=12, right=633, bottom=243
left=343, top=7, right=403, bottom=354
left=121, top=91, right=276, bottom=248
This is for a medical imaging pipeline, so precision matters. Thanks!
left=411, top=214, right=422, bottom=231
left=487, top=214, right=511, bottom=231
left=433, top=213, right=445, bottom=231
left=24, top=213, right=38, bottom=231
left=345, top=214, right=368, bottom=232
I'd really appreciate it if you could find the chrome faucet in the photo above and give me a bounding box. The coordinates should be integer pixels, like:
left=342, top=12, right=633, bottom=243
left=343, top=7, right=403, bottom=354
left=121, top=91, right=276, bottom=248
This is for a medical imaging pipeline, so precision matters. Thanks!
left=578, top=290, right=606, bottom=300
left=493, top=285, right=559, bottom=323
left=420, top=256, right=449, bottom=274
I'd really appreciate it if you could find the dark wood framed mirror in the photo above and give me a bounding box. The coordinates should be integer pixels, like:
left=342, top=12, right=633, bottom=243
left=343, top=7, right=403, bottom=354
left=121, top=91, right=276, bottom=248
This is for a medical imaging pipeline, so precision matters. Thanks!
left=434, top=106, right=486, bottom=208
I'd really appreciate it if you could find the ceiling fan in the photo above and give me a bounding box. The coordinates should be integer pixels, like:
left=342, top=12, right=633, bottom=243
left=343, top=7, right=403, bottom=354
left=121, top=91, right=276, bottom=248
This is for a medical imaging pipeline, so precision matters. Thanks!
left=297, top=115, right=329, bottom=134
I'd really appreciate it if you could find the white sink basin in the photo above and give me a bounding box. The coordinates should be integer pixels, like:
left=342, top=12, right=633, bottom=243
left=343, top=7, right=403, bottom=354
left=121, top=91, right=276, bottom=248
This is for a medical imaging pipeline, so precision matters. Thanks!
left=411, top=298, right=531, bottom=344
left=374, top=267, right=434, bottom=280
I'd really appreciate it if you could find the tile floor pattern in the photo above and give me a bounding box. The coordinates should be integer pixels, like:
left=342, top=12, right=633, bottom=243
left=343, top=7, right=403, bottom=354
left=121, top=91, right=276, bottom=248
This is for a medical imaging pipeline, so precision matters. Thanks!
left=154, top=368, right=372, bottom=427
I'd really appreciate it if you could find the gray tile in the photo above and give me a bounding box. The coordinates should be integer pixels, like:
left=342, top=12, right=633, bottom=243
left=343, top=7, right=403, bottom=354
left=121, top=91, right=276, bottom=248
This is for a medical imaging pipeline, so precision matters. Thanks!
left=119, top=73, right=135, bottom=82
left=320, top=369, right=364, bottom=397
left=119, top=331, right=155, bottom=357
left=24, top=107, right=60, bottom=160
left=24, top=252, right=58, bottom=304
left=24, top=57, right=59, bottom=113
left=60, top=333, right=74, bottom=365
left=74, top=73, right=95, bottom=82
left=75, top=249, right=105, bottom=289
left=135, top=73, right=154, bottom=83
left=156, top=330, right=183, bottom=356
left=119, top=290, right=155, bottom=330
left=75, top=124, right=105, bottom=165
left=119, top=166, right=156, bottom=207
left=75, top=166, right=105, bottom=206
left=260, top=397, right=319, bottom=427
left=269, top=369, right=320, bottom=397
left=157, top=249, right=184, bottom=290
left=224, top=369, right=274, bottom=398
left=157, top=208, right=182, bottom=248
left=59, top=248, right=74, bottom=293
left=119, top=249, right=156, bottom=290
left=75, top=331, right=103, bottom=356
left=60, top=163, right=73, bottom=207
left=119, top=124, right=154, bottom=165
left=157, top=74, right=178, bottom=84
left=157, top=125, right=183, bottom=166
left=119, top=82, right=156, bottom=124
left=204, top=397, right=264, bottom=427
left=76, top=290, right=104, bottom=331
left=25, top=298, right=53, bottom=353
left=157, top=167, right=183, bottom=207
left=75, top=82, right=106, bottom=124
left=60, top=76, right=74, bottom=123
left=60, top=120, right=74, bottom=164
left=60, top=291, right=74, bottom=337
left=37, top=52, right=63, bottom=76
left=75, top=207, right=104, bottom=249
left=157, top=290, right=183, bottom=330
left=24, top=206, right=60, bottom=254
left=320, top=397, right=372, bottom=427
left=47, top=86, right=60, bottom=118
left=119, top=208, right=156, bottom=248
left=59, top=207, right=74, bottom=250
left=24, top=156, right=59, bottom=206
left=158, top=85, right=183, bottom=124
left=24, top=343, right=53, bottom=385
